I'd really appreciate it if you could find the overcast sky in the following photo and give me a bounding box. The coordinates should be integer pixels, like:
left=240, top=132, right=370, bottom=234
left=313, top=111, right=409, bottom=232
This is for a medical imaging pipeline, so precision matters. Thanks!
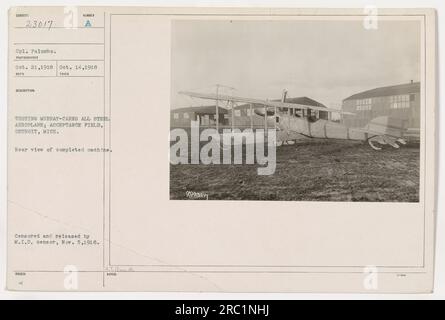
left=171, top=19, right=420, bottom=109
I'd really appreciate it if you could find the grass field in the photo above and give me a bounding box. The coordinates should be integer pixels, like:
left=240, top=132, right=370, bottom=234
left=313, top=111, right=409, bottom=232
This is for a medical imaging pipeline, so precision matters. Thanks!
left=170, top=139, right=420, bottom=202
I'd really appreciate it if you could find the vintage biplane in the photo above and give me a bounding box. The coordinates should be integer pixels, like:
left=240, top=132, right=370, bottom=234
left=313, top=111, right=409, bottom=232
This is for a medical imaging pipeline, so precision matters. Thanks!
left=179, top=88, right=408, bottom=150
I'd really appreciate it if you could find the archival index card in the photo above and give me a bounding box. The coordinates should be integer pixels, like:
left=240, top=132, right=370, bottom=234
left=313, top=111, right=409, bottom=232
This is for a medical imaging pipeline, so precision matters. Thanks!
left=7, top=7, right=437, bottom=292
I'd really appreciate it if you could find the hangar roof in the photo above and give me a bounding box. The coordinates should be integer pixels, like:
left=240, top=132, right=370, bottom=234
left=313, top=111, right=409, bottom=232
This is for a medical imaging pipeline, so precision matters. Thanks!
left=344, top=82, right=420, bottom=101
left=234, top=96, right=327, bottom=110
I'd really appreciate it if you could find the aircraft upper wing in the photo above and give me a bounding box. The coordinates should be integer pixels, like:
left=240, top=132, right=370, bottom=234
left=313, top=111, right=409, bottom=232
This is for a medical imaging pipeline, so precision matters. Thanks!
left=179, top=91, right=356, bottom=115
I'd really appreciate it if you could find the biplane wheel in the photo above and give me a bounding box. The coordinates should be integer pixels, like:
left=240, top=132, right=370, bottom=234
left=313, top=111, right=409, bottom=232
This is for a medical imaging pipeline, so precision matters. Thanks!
left=287, top=140, right=295, bottom=145
left=275, top=140, right=283, bottom=147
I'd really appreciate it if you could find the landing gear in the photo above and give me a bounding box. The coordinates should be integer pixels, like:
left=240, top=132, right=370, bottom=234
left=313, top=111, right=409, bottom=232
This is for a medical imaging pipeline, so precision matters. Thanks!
left=367, top=136, right=407, bottom=150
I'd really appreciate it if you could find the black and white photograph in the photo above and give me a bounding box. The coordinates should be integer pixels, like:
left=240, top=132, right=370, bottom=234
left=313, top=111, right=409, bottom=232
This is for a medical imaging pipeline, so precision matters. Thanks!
left=170, top=18, right=421, bottom=202
left=2, top=2, right=441, bottom=298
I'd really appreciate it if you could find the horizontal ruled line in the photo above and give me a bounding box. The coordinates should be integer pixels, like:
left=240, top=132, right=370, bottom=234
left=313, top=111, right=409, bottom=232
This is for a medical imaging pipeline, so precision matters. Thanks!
left=14, top=75, right=104, bottom=78
left=14, top=59, right=105, bottom=62
left=13, top=270, right=428, bottom=274
left=13, top=42, right=104, bottom=45
left=13, top=26, right=105, bottom=29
